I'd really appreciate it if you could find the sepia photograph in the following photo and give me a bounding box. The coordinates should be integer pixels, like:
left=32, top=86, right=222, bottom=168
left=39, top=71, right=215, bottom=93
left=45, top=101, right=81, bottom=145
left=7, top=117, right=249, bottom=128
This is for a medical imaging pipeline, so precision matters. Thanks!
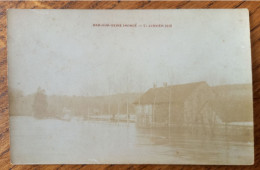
left=7, top=9, right=253, bottom=165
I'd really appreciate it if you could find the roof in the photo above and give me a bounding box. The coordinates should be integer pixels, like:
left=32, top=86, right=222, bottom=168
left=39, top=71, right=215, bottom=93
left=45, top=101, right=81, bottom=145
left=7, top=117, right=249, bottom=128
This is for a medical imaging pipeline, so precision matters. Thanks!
left=211, top=84, right=252, bottom=97
left=133, top=81, right=208, bottom=105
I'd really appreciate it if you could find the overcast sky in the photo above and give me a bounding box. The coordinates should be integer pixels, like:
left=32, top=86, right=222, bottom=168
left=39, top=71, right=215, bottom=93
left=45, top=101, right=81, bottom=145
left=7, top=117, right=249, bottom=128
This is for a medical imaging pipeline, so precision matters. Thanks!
left=8, top=9, right=252, bottom=96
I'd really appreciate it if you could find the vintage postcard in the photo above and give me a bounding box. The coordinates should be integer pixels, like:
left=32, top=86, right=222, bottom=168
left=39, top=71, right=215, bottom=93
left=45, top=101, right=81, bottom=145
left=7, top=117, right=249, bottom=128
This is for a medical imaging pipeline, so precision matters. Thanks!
left=7, top=9, right=253, bottom=165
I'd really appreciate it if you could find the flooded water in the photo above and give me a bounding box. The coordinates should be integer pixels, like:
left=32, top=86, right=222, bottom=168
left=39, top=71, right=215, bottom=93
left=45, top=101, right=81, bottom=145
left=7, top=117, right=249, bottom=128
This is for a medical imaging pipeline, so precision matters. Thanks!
left=10, top=116, right=253, bottom=164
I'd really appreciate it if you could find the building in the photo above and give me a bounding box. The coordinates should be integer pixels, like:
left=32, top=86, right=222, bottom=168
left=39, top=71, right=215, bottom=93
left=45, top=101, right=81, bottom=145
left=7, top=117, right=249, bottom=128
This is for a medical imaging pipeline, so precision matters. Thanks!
left=133, top=82, right=218, bottom=128
left=210, top=84, right=253, bottom=124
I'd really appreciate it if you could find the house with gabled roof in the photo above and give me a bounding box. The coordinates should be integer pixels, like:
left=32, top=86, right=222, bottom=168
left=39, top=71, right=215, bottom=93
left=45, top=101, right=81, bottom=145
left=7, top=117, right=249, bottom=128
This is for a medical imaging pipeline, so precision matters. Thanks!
left=133, top=81, right=218, bottom=128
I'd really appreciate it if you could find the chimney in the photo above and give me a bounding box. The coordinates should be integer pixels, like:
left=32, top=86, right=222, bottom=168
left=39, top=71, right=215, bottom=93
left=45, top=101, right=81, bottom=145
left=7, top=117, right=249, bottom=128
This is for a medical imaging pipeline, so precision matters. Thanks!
left=153, top=83, right=157, bottom=88
left=163, top=82, right=168, bottom=87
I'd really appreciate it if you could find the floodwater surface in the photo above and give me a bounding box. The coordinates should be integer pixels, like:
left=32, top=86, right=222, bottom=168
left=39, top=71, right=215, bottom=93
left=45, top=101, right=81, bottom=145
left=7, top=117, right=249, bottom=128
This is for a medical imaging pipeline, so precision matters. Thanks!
left=10, top=116, right=253, bottom=164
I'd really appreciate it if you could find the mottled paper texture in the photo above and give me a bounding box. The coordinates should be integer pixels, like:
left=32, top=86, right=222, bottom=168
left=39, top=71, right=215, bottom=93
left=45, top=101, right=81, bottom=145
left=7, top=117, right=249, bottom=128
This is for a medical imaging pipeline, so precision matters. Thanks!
left=7, top=9, right=254, bottom=165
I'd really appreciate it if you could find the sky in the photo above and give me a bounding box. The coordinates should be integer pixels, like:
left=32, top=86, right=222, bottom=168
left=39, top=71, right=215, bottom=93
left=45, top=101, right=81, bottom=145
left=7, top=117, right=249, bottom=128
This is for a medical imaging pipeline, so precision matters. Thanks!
left=7, top=9, right=252, bottom=96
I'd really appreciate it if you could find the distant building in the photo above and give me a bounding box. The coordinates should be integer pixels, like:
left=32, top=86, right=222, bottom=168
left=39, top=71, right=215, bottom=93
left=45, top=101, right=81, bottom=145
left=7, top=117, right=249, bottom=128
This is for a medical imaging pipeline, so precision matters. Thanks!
left=133, top=82, right=219, bottom=128
left=210, top=84, right=253, bottom=124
